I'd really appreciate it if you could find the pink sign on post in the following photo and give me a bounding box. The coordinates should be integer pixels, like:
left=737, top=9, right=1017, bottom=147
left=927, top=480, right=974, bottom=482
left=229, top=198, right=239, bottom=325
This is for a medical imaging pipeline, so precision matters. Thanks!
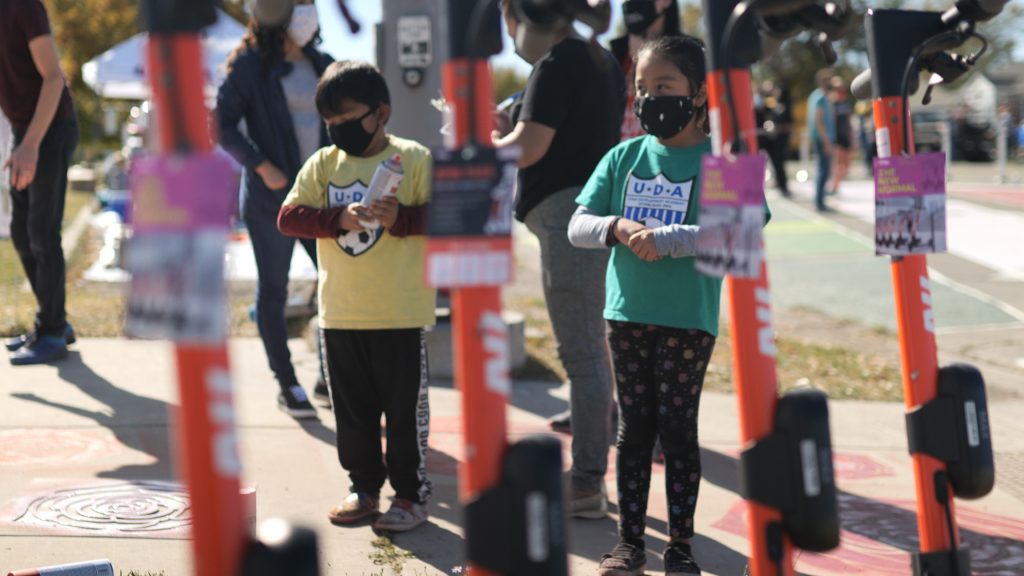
left=873, top=152, right=947, bottom=256
left=131, top=153, right=236, bottom=233
left=696, top=153, right=767, bottom=278
left=126, top=153, right=236, bottom=342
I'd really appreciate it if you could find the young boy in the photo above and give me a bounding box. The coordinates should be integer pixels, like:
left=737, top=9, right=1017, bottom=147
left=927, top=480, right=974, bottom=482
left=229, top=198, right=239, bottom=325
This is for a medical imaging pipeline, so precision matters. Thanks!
left=277, top=60, right=435, bottom=532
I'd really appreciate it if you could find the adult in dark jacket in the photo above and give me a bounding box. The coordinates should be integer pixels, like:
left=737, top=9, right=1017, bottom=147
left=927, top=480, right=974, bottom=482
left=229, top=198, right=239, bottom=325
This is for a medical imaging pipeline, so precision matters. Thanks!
left=216, top=0, right=331, bottom=418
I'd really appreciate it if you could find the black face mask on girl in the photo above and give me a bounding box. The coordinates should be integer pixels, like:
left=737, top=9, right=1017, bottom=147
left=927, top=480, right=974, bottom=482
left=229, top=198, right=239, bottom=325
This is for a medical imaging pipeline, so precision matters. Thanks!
left=328, top=107, right=379, bottom=156
left=634, top=95, right=696, bottom=140
left=622, top=0, right=659, bottom=36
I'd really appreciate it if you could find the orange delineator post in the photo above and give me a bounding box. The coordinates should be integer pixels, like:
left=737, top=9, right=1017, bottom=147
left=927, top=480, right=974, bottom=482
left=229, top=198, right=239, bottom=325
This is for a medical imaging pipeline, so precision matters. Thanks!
left=442, top=57, right=507, bottom=576
left=708, top=68, right=794, bottom=576
left=873, top=96, right=959, bottom=553
left=146, top=34, right=246, bottom=576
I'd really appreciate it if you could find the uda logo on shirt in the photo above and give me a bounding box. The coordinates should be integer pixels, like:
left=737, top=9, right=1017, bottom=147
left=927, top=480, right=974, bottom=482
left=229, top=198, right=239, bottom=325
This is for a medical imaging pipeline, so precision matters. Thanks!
left=327, top=180, right=382, bottom=257
left=623, top=172, right=694, bottom=228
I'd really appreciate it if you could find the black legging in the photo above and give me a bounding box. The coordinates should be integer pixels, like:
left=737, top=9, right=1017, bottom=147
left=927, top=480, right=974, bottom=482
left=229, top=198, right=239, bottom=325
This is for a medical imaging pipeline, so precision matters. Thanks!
left=608, top=320, right=715, bottom=544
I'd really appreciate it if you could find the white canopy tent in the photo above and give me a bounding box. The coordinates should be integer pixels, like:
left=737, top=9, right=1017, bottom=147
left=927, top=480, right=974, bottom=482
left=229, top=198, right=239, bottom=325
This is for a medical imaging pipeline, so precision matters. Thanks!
left=82, top=9, right=247, bottom=100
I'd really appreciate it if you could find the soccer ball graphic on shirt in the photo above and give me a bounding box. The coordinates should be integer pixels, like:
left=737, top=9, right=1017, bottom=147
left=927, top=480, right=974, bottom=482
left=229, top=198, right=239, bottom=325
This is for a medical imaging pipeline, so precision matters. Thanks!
left=328, top=180, right=383, bottom=257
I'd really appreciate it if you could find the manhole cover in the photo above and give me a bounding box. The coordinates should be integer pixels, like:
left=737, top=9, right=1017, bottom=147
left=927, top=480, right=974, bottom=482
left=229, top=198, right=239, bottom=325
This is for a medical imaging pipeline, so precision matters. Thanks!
left=15, top=481, right=190, bottom=534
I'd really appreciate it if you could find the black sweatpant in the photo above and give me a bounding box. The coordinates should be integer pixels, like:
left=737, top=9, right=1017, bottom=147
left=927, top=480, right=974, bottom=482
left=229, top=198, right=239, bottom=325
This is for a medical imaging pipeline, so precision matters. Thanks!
left=321, top=328, right=431, bottom=504
left=10, top=117, right=79, bottom=337
left=608, top=320, right=716, bottom=543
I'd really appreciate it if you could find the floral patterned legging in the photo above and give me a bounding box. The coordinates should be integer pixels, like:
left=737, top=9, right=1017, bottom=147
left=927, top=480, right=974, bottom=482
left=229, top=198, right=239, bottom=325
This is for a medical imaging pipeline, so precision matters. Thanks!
left=608, top=320, right=716, bottom=543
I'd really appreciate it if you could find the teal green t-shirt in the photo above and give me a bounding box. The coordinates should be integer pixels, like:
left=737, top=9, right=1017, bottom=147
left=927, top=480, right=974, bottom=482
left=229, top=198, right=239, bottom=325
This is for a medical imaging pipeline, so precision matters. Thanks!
left=576, top=135, right=723, bottom=335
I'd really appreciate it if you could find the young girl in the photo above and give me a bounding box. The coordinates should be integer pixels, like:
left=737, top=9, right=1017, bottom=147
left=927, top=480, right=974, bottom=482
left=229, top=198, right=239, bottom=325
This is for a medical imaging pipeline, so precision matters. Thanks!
left=568, top=35, right=716, bottom=576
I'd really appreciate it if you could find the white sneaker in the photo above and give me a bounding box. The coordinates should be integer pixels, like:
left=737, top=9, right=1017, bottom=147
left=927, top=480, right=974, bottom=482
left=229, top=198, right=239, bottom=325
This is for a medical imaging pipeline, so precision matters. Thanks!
left=372, top=498, right=428, bottom=532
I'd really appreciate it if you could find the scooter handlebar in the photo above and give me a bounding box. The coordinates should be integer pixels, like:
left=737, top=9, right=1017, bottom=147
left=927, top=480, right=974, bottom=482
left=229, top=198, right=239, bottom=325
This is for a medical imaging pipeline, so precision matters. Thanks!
left=850, top=69, right=873, bottom=101
left=953, top=0, right=1008, bottom=22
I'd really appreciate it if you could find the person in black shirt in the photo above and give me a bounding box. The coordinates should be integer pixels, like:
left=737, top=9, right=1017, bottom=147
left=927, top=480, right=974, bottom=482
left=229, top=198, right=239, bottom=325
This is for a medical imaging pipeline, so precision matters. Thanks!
left=493, top=0, right=626, bottom=520
left=1, top=0, right=78, bottom=365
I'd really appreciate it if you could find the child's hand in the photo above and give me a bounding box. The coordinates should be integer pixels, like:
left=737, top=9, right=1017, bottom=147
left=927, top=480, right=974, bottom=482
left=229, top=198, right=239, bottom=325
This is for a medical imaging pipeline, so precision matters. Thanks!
left=613, top=218, right=647, bottom=247
left=628, top=229, right=661, bottom=262
left=370, top=196, right=400, bottom=229
left=337, top=203, right=367, bottom=232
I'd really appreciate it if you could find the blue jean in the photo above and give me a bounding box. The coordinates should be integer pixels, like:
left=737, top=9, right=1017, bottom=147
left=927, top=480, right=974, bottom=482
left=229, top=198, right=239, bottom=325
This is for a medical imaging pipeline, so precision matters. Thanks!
left=244, top=206, right=321, bottom=390
left=814, top=139, right=832, bottom=210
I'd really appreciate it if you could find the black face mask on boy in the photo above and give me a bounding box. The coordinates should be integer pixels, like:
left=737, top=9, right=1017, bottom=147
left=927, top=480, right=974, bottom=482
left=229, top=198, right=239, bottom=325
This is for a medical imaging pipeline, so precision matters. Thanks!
left=634, top=95, right=696, bottom=140
left=328, top=107, right=379, bottom=156
left=623, top=0, right=660, bottom=36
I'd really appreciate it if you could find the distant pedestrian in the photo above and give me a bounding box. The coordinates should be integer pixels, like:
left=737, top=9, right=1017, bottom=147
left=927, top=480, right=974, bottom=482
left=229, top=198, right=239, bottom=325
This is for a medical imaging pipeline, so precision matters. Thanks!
left=1, top=0, right=79, bottom=365
left=829, top=76, right=853, bottom=196
left=217, top=0, right=332, bottom=418
left=855, top=100, right=875, bottom=174
left=756, top=79, right=793, bottom=196
left=806, top=68, right=835, bottom=211
left=278, top=61, right=436, bottom=533
left=493, top=0, right=625, bottom=520
left=570, top=36, right=722, bottom=576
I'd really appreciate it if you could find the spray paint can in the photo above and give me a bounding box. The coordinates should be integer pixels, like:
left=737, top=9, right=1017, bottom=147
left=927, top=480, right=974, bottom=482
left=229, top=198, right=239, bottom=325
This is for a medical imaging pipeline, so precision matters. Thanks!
left=358, top=154, right=403, bottom=229
left=7, top=559, right=114, bottom=576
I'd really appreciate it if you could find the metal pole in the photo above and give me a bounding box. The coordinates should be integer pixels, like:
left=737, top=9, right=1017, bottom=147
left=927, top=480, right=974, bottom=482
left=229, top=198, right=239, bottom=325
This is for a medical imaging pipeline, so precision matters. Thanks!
left=864, top=7, right=961, bottom=560
left=443, top=3, right=506, bottom=575
left=701, top=2, right=791, bottom=574
left=142, top=4, right=246, bottom=574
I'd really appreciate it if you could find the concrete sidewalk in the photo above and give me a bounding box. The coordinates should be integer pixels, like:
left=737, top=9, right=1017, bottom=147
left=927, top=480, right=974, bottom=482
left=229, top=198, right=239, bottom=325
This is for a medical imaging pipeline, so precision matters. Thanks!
left=2, top=167, right=1024, bottom=575
left=1, top=337, right=1023, bottom=575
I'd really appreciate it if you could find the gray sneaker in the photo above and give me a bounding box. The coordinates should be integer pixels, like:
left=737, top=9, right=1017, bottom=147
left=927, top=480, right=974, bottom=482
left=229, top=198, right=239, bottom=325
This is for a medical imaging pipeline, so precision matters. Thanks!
left=570, top=482, right=608, bottom=519
left=372, top=498, right=428, bottom=533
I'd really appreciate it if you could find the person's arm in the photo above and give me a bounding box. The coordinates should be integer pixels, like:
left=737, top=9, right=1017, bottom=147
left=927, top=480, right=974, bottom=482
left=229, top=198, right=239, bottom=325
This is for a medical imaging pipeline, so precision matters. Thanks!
left=651, top=224, right=701, bottom=258
left=277, top=204, right=349, bottom=238
left=215, top=70, right=288, bottom=190
left=568, top=204, right=619, bottom=249
left=493, top=46, right=571, bottom=168
left=5, top=34, right=65, bottom=190
left=492, top=121, right=556, bottom=168
left=387, top=203, right=427, bottom=237
left=278, top=152, right=364, bottom=238
left=383, top=148, right=432, bottom=237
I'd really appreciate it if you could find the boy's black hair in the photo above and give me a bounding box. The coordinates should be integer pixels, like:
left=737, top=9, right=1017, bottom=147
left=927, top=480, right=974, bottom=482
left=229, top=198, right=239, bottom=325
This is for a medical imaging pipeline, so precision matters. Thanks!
left=315, top=60, right=391, bottom=119
left=637, top=34, right=710, bottom=135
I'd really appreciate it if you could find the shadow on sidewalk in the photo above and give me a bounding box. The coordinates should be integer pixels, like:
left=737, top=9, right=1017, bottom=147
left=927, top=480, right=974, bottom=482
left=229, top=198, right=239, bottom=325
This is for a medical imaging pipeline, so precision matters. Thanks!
left=390, top=447, right=466, bottom=575
left=10, top=351, right=174, bottom=480
left=700, top=447, right=1024, bottom=573
left=296, top=416, right=337, bottom=448
left=508, top=379, right=570, bottom=420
